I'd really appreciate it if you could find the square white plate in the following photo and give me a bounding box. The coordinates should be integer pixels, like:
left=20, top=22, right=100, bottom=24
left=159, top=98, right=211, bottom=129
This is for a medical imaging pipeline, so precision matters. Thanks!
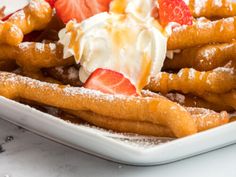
left=1, top=0, right=236, bottom=166
left=0, top=96, right=236, bottom=166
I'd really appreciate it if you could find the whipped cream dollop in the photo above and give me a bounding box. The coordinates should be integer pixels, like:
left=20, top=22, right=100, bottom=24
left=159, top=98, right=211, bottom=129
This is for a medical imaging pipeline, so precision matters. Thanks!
left=59, top=0, right=168, bottom=92
left=110, top=0, right=159, bottom=21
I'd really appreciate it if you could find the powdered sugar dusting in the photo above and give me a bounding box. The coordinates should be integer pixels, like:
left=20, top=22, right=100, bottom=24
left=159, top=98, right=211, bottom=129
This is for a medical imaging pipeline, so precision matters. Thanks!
left=18, top=99, right=174, bottom=149
left=201, top=47, right=217, bottom=59
left=9, top=10, right=25, bottom=21
left=22, top=101, right=174, bottom=149
left=68, top=67, right=80, bottom=80
left=186, top=107, right=227, bottom=128
left=79, top=124, right=173, bottom=148
left=35, top=43, right=45, bottom=53
left=213, top=67, right=234, bottom=75
left=19, top=42, right=31, bottom=50
left=166, top=93, right=185, bottom=104
left=28, top=0, right=41, bottom=12
left=8, top=24, right=21, bottom=35
left=49, top=43, right=56, bottom=53
left=188, top=68, right=196, bottom=80
left=194, top=0, right=207, bottom=15
left=173, top=16, right=234, bottom=34
left=55, top=66, right=64, bottom=75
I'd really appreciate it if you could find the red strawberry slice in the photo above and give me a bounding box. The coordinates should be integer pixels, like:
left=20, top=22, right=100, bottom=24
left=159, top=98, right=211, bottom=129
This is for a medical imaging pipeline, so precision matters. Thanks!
left=54, top=0, right=112, bottom=24
left=158, top=0, right=193, bottom=27
left=45, top=0, right=56, bottom=8
left=84, top=68, right=138, bottom=96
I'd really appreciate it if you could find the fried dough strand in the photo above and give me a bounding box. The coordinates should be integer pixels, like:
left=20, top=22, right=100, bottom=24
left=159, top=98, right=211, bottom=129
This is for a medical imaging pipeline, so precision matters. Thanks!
left=164, top=42, right=236, bottom=71
left=69, top=108, right=228, bottom=136
left=168, top=17, right=236, bottom=50
left=186, top=0, right=236, bottom=19
left=165, top=93, right=234, bottom=112
left=0, top=22, right=24, bottom=46
left=186, top=107, right=229, bottom=131
left=0, top=42, right=74, bottom=72
left=142, top=90, right=229, bottom=131
left=19, top=98, right=175, bottom=137
left=146, top=67, right=236, bottom=95
left=0, top=71, right=197, bottom=137
left=202, top=90, right=236, bottom=110
left=70, top=110, right=175, bottom=137
left=21, top=96, right=229, bottom=136
left=0, top=0, right=52, bottom=46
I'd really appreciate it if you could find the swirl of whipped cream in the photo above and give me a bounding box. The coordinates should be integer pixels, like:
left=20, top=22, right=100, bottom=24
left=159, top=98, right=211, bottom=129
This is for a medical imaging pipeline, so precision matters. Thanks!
left=59, top=0, right=168, bottom=92
left=110, top=0, right=159, bottom=21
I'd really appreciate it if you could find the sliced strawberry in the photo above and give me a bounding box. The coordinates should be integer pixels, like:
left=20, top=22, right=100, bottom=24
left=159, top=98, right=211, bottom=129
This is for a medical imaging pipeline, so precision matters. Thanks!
left=84, top=68, right=138, bottom=96
left=45, top=0, right=56, bottom=8
left=158, top=0, right=193, bottom=27
left=54, top=0, right=112, bottom=24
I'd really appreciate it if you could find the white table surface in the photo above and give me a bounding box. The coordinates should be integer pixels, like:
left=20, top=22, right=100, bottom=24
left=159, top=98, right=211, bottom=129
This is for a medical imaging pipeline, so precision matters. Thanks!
left=1, top=0, right=236, bottom=176
left=1, top=118, right=236, bottom=177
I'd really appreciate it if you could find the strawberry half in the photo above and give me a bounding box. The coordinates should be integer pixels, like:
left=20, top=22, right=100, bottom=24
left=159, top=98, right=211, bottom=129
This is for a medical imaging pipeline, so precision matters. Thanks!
left=84, top=68, right=138, bottom=96
left=158, top=0, right=193, bottom=27
left=54, top=0, right=112, bottom=24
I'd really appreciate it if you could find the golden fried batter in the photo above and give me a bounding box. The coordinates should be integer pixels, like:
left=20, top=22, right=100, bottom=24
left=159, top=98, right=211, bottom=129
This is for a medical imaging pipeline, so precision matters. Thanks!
left=146, top=67, right=236, bottom=95
left=202, top=90, right=236, bottom=110
left=187, top=0, right=236, bottom=19
left=165, top=93, right=233, bottom=112
left=168, top=17, right=236, bottom=50
left=0, top=42, right=74, bottom=72
left=70, top=110, right=175, bottom=137
left=164, top=42, right=236, bottom=71
left=0, top=0, right=52, bottom=46
left=186, top=107, right=229, bottom=131
left=0, top=71, right=197, bottom=137
left=7, top=0, right=52, bottom=34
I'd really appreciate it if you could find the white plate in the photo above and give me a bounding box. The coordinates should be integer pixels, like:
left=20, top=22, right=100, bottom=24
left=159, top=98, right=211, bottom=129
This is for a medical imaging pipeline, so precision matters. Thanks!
left=0, top=96, right=236, bottom=166
left=1, top=0, right=236, bottom=166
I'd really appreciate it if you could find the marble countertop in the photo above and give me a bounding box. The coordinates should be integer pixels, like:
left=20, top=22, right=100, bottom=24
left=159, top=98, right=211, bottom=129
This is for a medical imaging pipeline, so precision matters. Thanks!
left=1, top=118, right=236, bottom=177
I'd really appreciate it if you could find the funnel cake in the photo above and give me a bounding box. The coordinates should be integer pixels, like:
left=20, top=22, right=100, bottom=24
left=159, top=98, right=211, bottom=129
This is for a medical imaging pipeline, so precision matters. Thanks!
left=68, top=108, right=228, bottom=137
left=0, top=42, right=74, bottom=72
left=164, top=42, right=236, bottom=71
left=0, top=0, right=52, bottom=46
left=186, top=107, right=229, bottom=131
left=146, top=67, right=236, bottom=94
left=186, top=0, right=236, bottom=18
left=0, top=22, right=24, bottom=46
left=0, top=0, right=234, bottom=140
left=202, top=90, right=236, bottom=110
left=168, top=17, right=236, bottom=50
left=141, top=91, right=229, bottom=131
left=24, top=94, right=227, bottom=138
left=69, top=110, right=175, bottom=138
left=0, top=71, right=198, bottom=138
left=166, top=93, right=233, bottom=112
